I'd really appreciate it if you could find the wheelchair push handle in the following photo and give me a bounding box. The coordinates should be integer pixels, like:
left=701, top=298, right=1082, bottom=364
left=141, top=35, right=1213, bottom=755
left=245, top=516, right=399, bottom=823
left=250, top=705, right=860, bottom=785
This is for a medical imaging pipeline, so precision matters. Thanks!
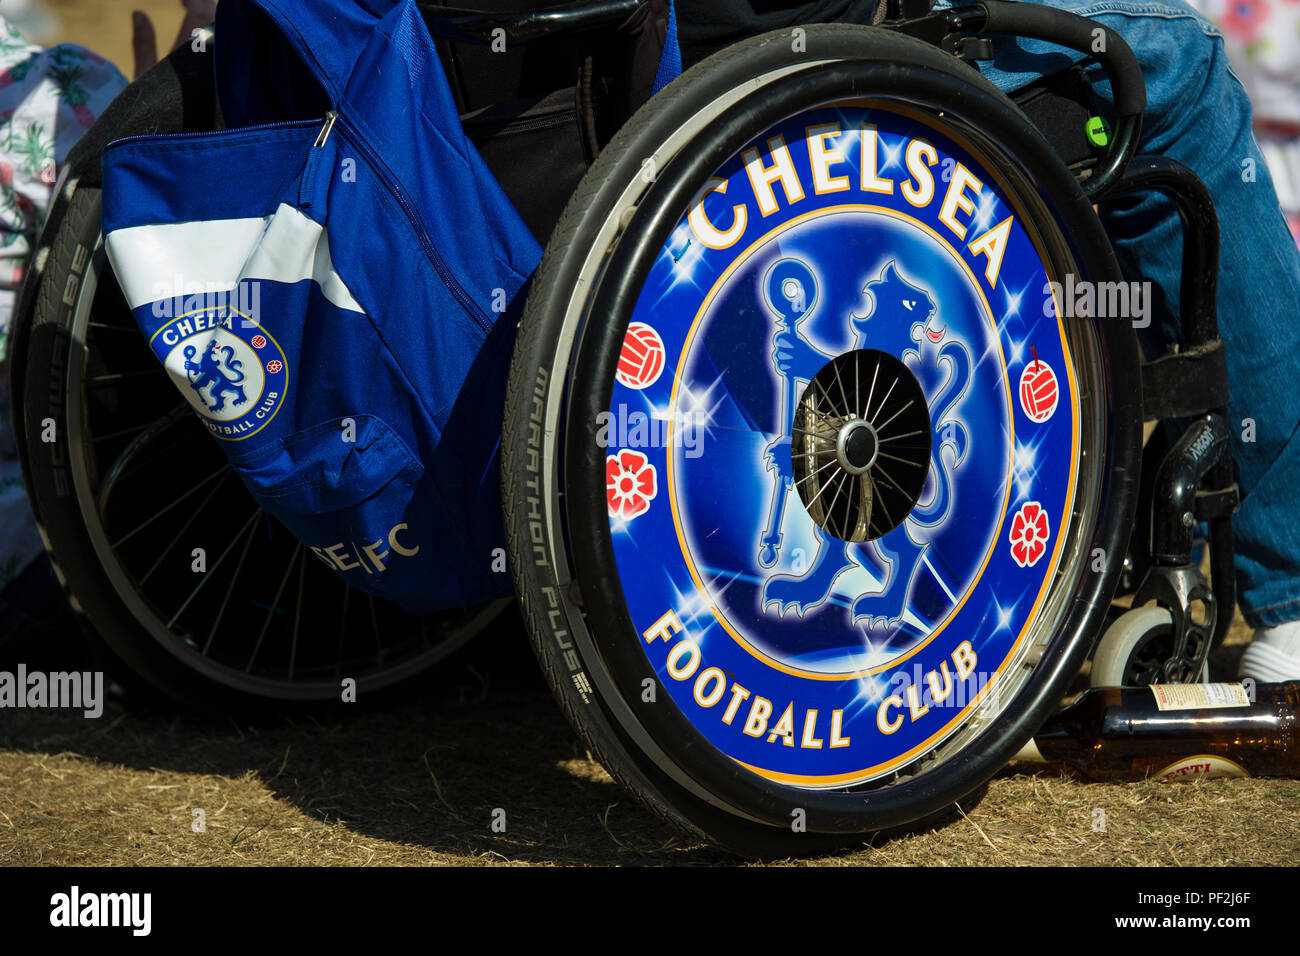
left=973, top=0, right=1146, bottom=118
left=942, top=0, right=1145, bottom=195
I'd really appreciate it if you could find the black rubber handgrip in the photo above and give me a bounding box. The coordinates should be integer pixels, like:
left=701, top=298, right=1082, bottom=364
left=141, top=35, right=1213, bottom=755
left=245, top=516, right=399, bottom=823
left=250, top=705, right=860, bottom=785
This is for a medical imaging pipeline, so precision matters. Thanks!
left=977, top=0, right=1146, bottom=117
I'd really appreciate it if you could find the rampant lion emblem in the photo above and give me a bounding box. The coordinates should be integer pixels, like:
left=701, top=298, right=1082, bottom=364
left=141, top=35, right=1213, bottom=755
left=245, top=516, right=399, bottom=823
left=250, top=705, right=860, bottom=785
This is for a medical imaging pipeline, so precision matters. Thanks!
left=184, top=339, right=248, bottom=413
left=760, top=260, right=972, bottom=630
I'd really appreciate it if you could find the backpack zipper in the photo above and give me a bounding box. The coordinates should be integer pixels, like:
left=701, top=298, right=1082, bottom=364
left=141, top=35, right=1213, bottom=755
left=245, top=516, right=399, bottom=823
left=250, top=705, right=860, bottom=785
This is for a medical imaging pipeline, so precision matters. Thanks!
left=105, top=116, right=325, bottom=149
left=330, top=112, right=493, bottom=336
left=107, top=111, right=495, bottom=337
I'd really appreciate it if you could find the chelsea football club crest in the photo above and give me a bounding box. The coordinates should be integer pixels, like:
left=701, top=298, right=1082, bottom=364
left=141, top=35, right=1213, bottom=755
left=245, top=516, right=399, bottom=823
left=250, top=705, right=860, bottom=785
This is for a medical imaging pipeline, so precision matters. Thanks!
left=603, top=101, right=1082, bottom=785
left=149, top=306, right=289, bottom=440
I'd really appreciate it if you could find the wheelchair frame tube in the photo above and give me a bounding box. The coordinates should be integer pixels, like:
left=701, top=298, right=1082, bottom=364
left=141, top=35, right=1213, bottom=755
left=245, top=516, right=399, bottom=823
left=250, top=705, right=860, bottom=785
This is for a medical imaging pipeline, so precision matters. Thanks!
left=419, top=0, right=649, bottom=44
left=1098, top=156, right=1220, bottom=347
left=1099, top=155, right=1237, bottom=651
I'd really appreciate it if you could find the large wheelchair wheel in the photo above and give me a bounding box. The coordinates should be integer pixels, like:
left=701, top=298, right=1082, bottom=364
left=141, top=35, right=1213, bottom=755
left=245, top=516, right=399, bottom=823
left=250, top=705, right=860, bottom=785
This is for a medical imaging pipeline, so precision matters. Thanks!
left=503, top=24, right=1143, bottom=854
left=9, top=46, right=504, bottom=713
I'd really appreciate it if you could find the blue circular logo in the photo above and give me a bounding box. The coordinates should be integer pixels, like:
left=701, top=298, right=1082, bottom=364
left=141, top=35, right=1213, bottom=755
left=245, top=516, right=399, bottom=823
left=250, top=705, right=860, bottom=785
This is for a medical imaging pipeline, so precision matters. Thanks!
left=605, top=102, right=1079, bottom=784
left=150, top=307, right=289, bottom=441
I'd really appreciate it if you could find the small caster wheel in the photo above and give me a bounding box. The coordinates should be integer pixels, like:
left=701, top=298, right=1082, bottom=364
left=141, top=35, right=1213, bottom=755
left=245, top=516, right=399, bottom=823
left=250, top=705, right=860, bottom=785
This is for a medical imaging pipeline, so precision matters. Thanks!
left=1091, top=606, right=1208, bottom=686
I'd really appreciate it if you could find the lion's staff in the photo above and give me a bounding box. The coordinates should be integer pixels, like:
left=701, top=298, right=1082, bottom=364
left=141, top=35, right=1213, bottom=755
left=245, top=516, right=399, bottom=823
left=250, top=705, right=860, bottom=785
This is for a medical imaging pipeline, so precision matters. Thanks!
left=759, top=259, right=815, bottom=568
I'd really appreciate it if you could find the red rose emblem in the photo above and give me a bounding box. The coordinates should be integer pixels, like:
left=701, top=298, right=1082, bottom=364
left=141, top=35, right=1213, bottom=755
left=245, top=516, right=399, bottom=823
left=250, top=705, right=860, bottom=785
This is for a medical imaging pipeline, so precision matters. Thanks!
left=606, top=449, right=657, bottom=521
left=1009, top=501, right=1050, bottom=568
left=266, top=360, right=283, bottom=374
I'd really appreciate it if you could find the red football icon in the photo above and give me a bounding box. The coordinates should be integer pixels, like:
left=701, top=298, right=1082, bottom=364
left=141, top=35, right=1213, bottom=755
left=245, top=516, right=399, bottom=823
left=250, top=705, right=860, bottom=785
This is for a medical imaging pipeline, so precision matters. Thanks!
left=251, top=334, right=267, bottom=349
left=1019, top=359, right=1058, bottom=423
left=266, top=360, right=283, bottom=374
left=616, top=322, right=666, bottom=389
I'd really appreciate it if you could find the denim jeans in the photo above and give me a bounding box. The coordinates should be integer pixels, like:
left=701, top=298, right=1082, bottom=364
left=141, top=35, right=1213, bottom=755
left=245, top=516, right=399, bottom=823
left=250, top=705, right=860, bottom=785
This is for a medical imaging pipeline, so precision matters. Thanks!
left=940, top=0, right=1300, bottom=626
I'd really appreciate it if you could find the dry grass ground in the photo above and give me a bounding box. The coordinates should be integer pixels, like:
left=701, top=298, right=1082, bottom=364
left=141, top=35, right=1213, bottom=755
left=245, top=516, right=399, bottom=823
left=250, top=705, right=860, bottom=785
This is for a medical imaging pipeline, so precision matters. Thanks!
left=2, top=602, right=1297, bottom=867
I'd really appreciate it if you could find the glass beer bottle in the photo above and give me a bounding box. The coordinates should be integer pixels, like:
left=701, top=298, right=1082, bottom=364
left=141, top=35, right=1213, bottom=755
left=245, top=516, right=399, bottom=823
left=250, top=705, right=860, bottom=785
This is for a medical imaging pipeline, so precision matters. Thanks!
left=1013, top=681, right=1300, bottom=782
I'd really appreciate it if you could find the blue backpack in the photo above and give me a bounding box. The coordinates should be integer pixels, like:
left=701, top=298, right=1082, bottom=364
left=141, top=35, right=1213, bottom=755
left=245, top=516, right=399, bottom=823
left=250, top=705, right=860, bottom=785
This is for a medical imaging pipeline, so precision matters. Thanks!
left=100, top=0, right=552, bottom=614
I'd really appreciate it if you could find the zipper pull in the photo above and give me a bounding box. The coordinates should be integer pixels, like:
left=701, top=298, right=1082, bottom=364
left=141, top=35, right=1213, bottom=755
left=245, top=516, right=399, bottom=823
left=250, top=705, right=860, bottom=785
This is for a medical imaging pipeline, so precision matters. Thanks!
left=315, top=110, right=338, bottom=148
left=299, top=111, right=338, bottom=209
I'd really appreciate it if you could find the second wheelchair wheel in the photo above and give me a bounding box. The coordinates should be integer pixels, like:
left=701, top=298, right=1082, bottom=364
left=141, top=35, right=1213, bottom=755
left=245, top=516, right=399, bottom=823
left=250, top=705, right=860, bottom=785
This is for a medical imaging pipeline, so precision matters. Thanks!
left=503, top=24, right=1143, bottom=853
left=9, top=47, right=505, bottom=714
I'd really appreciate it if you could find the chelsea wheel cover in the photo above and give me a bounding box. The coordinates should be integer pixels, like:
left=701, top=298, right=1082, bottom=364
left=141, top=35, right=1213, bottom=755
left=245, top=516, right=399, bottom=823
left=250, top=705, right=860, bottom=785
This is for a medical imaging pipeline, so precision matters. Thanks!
left=601, top=100, right=1080, bottom=787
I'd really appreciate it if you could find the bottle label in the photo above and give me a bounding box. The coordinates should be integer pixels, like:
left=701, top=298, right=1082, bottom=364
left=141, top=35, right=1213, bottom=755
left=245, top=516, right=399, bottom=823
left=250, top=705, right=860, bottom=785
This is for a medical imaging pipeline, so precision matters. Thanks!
left=1154, top=755, right=1250, bottom=783
left=1149, top=682, right=1251, bottom=711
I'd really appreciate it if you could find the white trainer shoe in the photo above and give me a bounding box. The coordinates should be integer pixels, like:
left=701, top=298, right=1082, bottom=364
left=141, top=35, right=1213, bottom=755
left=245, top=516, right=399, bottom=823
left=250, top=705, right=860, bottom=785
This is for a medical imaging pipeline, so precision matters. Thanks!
left=1239, top=620, right=1300, bottom=682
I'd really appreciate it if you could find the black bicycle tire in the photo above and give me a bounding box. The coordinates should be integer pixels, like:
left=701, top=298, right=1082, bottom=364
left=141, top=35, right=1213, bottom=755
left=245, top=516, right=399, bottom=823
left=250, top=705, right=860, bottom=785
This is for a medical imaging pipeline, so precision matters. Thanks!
left=503, top=23, right=1143, bottom=854
left=10, top=49, right=505, bottom=715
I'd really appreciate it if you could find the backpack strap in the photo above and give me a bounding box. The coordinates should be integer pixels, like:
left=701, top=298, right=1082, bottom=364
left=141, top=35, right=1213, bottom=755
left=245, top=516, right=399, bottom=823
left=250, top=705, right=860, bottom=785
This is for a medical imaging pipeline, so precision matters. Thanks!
left=650, top=0, right=682, bottom=94
left=214, top=0, right=395, bottom=126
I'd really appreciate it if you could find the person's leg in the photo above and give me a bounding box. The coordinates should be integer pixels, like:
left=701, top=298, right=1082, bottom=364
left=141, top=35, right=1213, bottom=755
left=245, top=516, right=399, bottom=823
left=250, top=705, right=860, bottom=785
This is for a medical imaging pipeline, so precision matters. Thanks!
left=940, top=0, right=1300, bottom=676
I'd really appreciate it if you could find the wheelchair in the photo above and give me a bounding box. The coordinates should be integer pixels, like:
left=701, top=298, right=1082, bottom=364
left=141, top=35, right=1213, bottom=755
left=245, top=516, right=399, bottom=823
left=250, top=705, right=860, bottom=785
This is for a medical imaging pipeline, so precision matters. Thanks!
left=7, top=0, right=1238, bottom=853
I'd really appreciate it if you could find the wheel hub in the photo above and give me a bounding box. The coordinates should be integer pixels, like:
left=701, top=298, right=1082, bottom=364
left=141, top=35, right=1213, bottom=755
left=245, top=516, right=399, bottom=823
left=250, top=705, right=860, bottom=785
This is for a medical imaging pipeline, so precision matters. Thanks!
left=838, top=420, right=879, bottom=474
left=791, top=349, right=932, bottom=542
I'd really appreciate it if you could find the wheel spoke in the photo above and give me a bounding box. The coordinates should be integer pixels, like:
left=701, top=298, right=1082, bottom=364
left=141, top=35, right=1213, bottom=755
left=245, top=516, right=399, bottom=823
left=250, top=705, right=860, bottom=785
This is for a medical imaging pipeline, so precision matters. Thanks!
left=825, top=467, right=850, bottom=532
left=203, top=512, right=261, bottom=655
left=288, top=549, right=307, bottom=680
left=831, top=357, right=851, bottom=416
left=874, top=398, right=914, bottom=433
left=138, top=470, right=233, bottom=585
left=110, top=463, right=231, bottom=548
left=868, top=378, right=898, bottom=425
left=878, top=429, right=925, bottom=443
left=873, top=461, right=912, bottom=500
left=804, top=464, right=845, bottom=512
left=854, top=353, right=860, bottom=414
left=863, top=355, right=881, bottom=419
left=794, top=457, right=840, bottom=487
left=92, top=420, right=172, bottom=445
left=166, top=509, right=260, bottom=629
left=789, top=424, right=834, bottom=442
left=97, top=411, right=205, bottom=508
left=851, top=473, right=873, bottom=540
left=247, top=542, right=302, bottom=672
left=876, top=449, right=924, bottom=468
left=869, top=472, right=894, bottom=534
left=335, top=586, right=352, bottom=676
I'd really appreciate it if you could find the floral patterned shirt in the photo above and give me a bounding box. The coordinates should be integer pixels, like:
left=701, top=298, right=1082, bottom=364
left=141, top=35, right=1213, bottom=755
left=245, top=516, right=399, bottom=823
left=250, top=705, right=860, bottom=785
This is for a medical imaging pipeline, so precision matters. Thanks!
left=0, top=16, right=127, bottom=590
left=0, top=15, right=127, bottom=356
